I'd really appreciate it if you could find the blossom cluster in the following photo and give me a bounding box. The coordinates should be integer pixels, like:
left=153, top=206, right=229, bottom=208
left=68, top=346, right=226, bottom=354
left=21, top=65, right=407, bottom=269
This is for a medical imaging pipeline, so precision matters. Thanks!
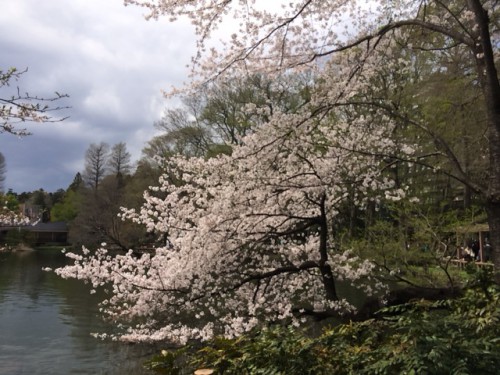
left=0, top=206, right=31, bottom=227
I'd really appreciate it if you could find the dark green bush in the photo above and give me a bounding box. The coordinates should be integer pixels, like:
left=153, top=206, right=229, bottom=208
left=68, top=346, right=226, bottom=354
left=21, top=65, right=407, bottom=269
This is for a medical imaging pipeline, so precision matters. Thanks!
left=146, top=267, right=500, bottom=374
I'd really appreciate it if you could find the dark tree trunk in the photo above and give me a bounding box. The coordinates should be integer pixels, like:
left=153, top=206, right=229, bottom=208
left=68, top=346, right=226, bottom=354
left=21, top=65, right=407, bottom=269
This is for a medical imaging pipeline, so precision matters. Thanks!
left=319, top=195, right=338, bottom=301
left=468, top=0, right=500, bottom=281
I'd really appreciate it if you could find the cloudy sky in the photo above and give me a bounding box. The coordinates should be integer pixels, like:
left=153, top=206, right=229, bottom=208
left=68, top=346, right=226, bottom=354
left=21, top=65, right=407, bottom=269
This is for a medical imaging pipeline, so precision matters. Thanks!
left=0, top=0, right=197, bottom=193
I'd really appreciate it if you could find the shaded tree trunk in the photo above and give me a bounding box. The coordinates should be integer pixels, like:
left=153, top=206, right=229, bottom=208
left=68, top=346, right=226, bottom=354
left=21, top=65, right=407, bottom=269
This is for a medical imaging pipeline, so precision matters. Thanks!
left=319, top=195, right=338, bottom=301
left=469, top=0, right=500, bottom=280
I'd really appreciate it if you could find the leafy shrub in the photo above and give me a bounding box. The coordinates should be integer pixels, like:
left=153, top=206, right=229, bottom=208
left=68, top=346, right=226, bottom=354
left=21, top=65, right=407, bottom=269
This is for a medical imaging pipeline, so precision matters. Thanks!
left=146, top=267, right=500, bottom=374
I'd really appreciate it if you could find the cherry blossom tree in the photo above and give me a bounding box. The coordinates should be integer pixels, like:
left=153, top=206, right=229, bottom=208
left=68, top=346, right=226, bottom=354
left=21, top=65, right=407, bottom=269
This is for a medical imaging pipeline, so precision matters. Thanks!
left=56, top=75, right=415, bottom=342
left=1, top=67, right=68, bottom=136
left=1, top=67, right=67, bottom=227
left=54, top=0, right=500, bottom=343
left=120, top=0, right=500, bottom=276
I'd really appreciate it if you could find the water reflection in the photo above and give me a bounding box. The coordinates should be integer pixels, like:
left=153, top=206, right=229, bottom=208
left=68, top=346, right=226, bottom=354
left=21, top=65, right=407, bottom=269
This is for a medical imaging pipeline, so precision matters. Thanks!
left=0, top=248, right=156, bottom=375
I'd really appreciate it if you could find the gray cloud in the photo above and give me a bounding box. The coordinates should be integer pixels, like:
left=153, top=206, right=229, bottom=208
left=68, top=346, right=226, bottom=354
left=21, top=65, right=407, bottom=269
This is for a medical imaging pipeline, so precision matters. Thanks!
left=0, top=0, right=195, bottom=192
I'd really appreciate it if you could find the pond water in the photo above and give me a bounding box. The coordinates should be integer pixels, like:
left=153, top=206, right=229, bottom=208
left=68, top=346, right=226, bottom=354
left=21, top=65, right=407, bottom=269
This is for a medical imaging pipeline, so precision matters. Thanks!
left=0, top=248, right=157, bottom=375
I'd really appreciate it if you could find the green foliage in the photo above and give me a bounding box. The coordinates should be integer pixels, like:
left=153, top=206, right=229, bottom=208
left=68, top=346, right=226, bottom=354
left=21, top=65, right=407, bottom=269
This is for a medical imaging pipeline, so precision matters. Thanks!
left=1, top=192, right=20, bottom=211
left=50, top=189, right=81, bottom=222
left=206, top=144, right=233, bottom=158
left=31, top=189, right=49, bottom=209
left=145, top=347, right=189, bottom=375
left=349, top=200, right=485, bottom=289
left=193, top=331, right=327, bottom=375
left=146, top=269, right=500, bottom=374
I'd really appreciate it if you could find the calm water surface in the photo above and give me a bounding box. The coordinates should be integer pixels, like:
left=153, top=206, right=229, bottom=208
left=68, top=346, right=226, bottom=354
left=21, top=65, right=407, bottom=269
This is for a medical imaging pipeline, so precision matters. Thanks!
left=0, top=248, right=157, bottom=375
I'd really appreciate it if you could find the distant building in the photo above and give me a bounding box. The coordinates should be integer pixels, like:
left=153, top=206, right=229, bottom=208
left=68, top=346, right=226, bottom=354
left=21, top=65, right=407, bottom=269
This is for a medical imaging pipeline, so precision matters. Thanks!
left=28, top=221, right=69, bottom=245
left=0, top=221, right=69, bottom=246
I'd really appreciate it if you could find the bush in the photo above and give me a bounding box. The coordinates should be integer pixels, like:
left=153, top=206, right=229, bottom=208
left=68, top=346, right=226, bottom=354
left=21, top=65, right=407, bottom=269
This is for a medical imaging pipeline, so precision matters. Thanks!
left=146, top=267, right=500, bottom=374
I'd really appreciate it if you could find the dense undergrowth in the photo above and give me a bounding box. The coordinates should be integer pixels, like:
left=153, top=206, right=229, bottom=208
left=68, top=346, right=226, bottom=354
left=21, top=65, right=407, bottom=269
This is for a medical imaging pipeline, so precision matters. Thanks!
left=145, top=267, right=500, bottom=375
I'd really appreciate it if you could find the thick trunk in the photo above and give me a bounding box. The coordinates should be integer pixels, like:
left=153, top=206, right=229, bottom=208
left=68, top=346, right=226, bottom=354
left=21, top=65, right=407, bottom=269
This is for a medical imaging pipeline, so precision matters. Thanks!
left=486, top=118, right=500, bottom=280
left=486, top=202, right=500, bottom=278
left=319, top=195, right=338, bottom=301
left=468, top=0, right=500, bottom=280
